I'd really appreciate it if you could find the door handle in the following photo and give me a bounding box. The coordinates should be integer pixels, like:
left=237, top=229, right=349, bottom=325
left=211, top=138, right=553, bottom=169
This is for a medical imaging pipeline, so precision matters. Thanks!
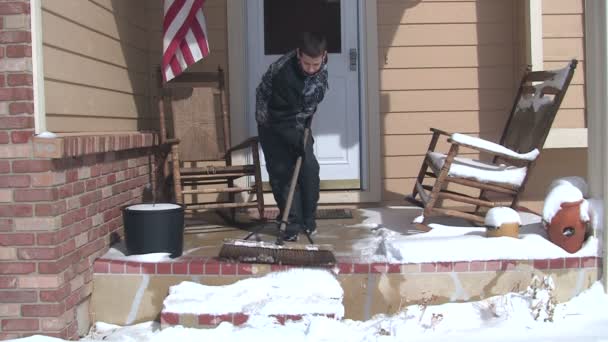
left=349, top=48, right=358, bottom=71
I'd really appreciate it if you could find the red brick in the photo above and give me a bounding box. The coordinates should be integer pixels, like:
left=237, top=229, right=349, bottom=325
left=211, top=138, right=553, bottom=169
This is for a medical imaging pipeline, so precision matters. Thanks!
left=236, top=263, right=253, bottom=275
left=125, top=262, right=141, bottom=274
left=501, top=261, right=518, bottom=271
left=0, top=262, right=35, bottom=274
left=337, top=262, right=353, bottom=274
left=40, top=284, right=71, bottom=302
left=7, top=74, right=32, bottom=86
left=0, top=276, right=16, bottom=288
left=564, top=257, right=580, bottom=269
left=22, top=304, right=65, bottom=317
left=35, top=201, right=67, bottom=217
left=0, top=161, right=10, bottom=174
left=60, top=239, right=75, bottom=256
left=453, top=262, right=469, bottom=272
left=220, top=262, right=237, bottom=275
left=141, top=263, right=155, bottom=274
left=232, top=313, right=249, bottom=325
left=9, top=102, right=34, bottom=115
left=0, top=289, right=37, bottom=303
left=0, top=3, right=30, bottom=14
left=420, top=263, right=436, bottom=272
left=37, top=229, right=69, bottom=246
left=0, top=219, right=13, bottom=231
left=353, top=263, right=370, bottom=273
left=18, top=247, right=61, bottom=260
left=0, top=233, right=34, bottom=246
left=109, top=261, right=125, bottom=274
left=485, top=261, right=501, bottom=271
left=533, top=259, right=550, bottom=270
left=549, top=258, right=565, bottom=269
left=0, top=116, right=33, bottom=129
left=6, top=45, right=31, bottom=58
left=581, top=257, right=597, bottom=268
left=10, top=130, right=33, bottom=144
left=12, top=160, right=53, bottom=173
left=169, top=262, right=186, bottom=274
left=15, top=189, right=58, bottom=202
left=156, top=263, right=171, bottom=274
left=2, top=319, right=39, bottom=332
left=0, top=87, right=33, bottom=101
left=204, top=261, right=220, bottom=274
left=436, top=262, right=452, bottom=272
left=0, top=31, right=30, bottom=43
left=161, top=312, right=180, bottom=325
left=0, top=175, right=30, bottom=188
left=0, top=131, right=8, bottom=144
left=0, top=204, right=33, bottom=217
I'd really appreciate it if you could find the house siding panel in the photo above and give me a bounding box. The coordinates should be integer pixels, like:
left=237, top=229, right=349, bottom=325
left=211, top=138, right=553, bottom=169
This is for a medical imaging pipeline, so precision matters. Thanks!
left=42, top=0, right=229, bottom=133
left=378, top=0, right=521, bottom=202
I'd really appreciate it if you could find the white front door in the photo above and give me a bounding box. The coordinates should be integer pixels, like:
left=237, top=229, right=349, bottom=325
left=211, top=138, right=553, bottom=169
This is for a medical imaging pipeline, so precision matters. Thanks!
left=246, top=0, right=361, bottom=188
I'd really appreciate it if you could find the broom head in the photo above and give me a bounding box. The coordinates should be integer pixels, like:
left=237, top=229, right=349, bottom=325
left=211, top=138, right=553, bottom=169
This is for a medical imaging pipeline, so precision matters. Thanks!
left=218, top=239, right=336, bottom=267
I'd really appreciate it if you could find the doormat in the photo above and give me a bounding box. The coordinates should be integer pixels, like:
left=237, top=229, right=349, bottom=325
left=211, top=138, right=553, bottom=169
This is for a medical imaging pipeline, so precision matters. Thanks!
left=251, top=208, right=353, bottom=220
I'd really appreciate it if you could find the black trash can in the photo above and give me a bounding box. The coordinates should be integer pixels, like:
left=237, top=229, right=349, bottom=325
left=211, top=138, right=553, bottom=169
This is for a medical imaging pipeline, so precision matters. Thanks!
left=123, top=203, right=185, bottom=258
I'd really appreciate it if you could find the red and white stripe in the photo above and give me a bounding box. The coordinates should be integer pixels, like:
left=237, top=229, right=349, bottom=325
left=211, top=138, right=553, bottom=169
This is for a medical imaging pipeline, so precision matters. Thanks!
left=162, top=0, right=210, bottom=83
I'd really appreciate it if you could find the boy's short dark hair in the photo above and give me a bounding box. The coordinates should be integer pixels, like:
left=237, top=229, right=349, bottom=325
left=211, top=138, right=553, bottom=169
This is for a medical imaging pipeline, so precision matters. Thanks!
left=298, top=32, right=327, bottom=58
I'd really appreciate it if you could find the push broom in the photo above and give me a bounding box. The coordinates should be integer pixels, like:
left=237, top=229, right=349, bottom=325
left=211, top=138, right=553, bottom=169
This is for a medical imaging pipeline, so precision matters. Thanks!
left=218, top=128, right=336, bottom=267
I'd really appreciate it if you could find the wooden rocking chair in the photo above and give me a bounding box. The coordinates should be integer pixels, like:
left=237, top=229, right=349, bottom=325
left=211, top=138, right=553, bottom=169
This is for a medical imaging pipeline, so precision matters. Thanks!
left=159, top=68, right=264, bottom=221
left=410, top=59, right=578, bottom=225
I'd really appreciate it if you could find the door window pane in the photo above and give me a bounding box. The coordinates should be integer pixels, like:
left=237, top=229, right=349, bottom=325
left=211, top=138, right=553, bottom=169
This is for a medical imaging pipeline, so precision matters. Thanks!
left=264, top=0, right=341, bottom=55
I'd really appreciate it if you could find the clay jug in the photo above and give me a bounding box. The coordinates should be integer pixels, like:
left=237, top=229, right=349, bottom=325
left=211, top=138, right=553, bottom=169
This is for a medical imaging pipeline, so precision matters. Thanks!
left=546, top=199, right=587, bottom=253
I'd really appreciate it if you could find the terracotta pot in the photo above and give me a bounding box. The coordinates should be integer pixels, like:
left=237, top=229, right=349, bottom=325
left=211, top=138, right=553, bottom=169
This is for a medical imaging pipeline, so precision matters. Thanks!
left=546, top=199, right=587, bottom=253
left=486, top=222, right=519, bottom=238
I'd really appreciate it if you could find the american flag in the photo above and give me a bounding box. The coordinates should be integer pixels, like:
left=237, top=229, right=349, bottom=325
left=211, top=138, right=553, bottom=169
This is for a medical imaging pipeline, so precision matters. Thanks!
left=162, top=0, right=210, bottom=83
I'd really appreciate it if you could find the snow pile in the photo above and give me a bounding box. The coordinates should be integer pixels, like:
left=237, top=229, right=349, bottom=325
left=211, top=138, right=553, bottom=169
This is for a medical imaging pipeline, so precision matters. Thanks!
left=14, top=281, right=608, bottom=342
left=484, top=207, right=521, bottom=228
left=427, top=152, right=529, bottom=186
left=351, top=209, right=598, bottom=263
left=451, top=133, right=540, bottom=161
left=542, top=177, right=590, bottom=224
left=162, top=269, right=344, bottom=318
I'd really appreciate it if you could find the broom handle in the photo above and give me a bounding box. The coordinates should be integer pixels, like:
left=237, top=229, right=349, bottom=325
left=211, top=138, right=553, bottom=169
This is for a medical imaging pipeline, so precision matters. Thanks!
left=278, top=127, right=311, bottom=233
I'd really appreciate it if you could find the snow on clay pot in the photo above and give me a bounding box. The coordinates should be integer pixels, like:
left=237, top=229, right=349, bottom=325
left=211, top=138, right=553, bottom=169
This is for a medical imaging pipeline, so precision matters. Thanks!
left=123, top=203, right=185, bottom=258
left=484, top=207, right=521, bottom=238
left=546, top=199, right=587, bottom=254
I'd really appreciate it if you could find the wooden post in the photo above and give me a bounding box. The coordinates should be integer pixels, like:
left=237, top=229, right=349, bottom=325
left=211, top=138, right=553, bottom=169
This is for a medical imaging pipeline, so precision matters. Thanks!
left=171, top=144, right=183, bottom=204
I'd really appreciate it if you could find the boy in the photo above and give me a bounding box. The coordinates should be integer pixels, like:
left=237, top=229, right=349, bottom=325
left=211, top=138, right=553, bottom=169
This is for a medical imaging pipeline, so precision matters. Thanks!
left=255, top=32, right=329, bottom=241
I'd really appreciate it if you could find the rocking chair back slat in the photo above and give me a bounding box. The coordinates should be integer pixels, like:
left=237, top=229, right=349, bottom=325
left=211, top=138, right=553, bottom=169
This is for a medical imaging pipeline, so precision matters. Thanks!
left=163, top=69, right=230, bottom=162
left=499, top=59, right=578, bottom=155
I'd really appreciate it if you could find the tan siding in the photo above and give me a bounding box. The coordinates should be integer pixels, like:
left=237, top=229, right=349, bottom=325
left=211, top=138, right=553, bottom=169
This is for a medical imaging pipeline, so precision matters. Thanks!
left=378, top=0, right=522, bottom=201
left=542, top=0, right=586, bottom=130
left=43, top=0, right=229, bottom=133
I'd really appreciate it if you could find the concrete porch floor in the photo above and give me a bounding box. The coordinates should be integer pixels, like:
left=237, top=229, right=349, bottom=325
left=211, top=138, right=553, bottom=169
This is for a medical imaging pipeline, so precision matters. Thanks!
left=179, top=205, right=430, bottom=260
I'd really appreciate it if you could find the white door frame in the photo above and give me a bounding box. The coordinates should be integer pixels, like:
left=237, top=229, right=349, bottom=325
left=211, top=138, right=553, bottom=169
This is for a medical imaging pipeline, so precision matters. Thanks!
left=227, top=0, right=381, bottom=204
left=584, top=0, right=608, bottom=290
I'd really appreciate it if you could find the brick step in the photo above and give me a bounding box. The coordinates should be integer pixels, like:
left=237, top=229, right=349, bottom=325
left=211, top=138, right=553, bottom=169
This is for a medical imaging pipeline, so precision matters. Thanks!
left=160, top=311, right=338, bottom=329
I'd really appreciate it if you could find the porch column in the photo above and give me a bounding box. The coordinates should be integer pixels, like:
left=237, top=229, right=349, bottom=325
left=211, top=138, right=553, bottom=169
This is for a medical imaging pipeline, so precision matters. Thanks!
left=584, top=0, right=608, bottom=289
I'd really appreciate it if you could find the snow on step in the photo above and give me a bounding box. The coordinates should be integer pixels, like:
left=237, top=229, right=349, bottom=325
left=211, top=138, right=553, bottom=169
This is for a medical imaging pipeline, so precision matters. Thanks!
left=161, top=269, right=344, bottom=328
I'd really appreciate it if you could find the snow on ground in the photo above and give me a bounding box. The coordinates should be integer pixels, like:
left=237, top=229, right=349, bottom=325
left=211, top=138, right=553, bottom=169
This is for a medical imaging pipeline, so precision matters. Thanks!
left=11, top=280, right=608, bottom=342
left=350, top=207, right=598, bottom=263
left=163, top=269, right=343, bottom=317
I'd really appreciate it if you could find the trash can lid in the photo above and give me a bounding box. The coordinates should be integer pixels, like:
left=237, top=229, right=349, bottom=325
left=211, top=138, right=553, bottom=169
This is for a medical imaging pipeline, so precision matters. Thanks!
left=125, top=203, right=182, bottom=211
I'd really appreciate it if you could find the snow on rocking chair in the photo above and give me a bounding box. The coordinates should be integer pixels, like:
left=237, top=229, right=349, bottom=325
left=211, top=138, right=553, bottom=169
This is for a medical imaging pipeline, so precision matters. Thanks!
left=409, top=59, right=578, bottom=226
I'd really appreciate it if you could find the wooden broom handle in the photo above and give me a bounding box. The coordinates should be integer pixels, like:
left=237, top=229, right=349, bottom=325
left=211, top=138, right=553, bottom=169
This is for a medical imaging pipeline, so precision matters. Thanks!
left=278, top=127, right=311, bottom=233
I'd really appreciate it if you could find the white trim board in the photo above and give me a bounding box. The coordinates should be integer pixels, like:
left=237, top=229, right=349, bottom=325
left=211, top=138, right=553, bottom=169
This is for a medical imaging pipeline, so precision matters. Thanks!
left=30, top=0, right=46, bottom=134
left=226, top=0, right=381, bottom=204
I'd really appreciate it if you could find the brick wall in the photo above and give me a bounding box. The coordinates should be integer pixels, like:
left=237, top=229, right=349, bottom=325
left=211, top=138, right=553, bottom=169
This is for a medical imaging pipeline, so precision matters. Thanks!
left=0, top=2, right=162, bottom=339
left=1, top=146, right=159, bottom=339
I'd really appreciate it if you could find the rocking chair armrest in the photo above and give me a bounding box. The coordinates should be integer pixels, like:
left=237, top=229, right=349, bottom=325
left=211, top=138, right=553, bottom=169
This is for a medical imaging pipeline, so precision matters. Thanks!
left=163, top=138, right=180, bottom=145
left=430, top=128, right=452, bottom=137
left=224, top=136, right=259, bottom=157
left=447, top=133, right=540, bottom=162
